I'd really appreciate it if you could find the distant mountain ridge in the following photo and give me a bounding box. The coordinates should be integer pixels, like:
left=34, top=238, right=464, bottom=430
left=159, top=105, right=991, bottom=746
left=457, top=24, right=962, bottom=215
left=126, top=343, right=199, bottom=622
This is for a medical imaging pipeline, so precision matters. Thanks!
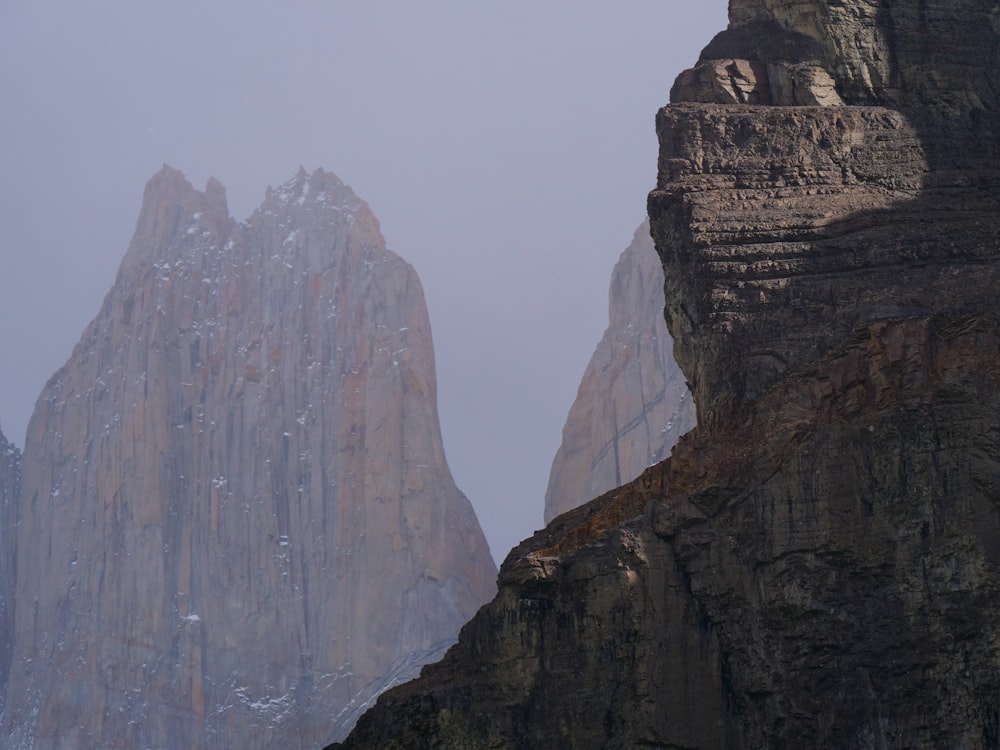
left=544, top=221, right=694, bottom=523
left=1, top=166, right=496, bottom=749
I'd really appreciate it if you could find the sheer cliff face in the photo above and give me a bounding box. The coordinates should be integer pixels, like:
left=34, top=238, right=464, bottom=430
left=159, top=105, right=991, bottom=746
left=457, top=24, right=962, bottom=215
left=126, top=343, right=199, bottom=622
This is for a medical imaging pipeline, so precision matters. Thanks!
left=2, top=167, right=497, bottom=749
left=332, top=2, right=1000, bottom=748
left=544, top=223, right=694, bottom=524
left=0, top=428, right=20, bottom=715
left=657, top=0, right=1000, bottom=431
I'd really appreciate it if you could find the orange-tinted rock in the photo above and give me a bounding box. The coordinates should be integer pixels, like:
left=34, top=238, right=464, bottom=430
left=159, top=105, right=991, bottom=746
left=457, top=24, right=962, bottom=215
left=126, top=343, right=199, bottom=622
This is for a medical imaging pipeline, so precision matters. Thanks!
left=544, top=222, right=694, bottom=523
left=2, top=167, right=496, bottom=749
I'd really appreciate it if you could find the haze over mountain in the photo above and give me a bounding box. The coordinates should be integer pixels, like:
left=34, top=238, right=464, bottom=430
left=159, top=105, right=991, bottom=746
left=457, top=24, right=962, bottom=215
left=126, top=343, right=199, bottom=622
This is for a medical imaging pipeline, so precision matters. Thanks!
left=0, top=2, right=731, bottom=564
left=1, top=166, right=496, bottom=748
left=544, top=221, right=694, bottom=524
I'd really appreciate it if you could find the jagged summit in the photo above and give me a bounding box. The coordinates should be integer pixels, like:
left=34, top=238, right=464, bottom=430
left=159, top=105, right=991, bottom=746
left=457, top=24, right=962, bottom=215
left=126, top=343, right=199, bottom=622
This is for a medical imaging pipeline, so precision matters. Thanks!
left=120, top=165, right=232, bottom=277
left=120, top=166, right=382, bottom=284
left=3, top=166, right=496, bottom=749
left=133, top=164, right=230, bottom=242
left=260, top=167, right=367, bottom=220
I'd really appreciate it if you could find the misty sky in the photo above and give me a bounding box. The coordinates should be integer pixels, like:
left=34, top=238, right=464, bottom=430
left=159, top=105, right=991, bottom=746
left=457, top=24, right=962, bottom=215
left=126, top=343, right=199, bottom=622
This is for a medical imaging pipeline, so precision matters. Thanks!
left=0, top=2, right=728, bottom=563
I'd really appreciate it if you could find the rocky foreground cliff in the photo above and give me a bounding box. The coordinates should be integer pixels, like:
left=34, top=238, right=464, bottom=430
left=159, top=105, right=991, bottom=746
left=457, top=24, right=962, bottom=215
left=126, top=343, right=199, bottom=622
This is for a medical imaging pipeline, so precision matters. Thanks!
left=1, top=167, right=497, bottom=749
left=332, top=1, right=1000, bottom=747
left=544, top=222, right=694, bottom=523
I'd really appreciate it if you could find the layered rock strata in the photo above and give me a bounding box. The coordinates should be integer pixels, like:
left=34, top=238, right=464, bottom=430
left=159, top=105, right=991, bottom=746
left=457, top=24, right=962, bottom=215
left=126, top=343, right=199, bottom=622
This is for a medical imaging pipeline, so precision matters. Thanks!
left=2, top=167, right=497, bottom=749
left=332, top=1, right=1000, bottom=747
left=544, top=222, right=694, bottom=523
left=0, top=428, right=20, bottom=716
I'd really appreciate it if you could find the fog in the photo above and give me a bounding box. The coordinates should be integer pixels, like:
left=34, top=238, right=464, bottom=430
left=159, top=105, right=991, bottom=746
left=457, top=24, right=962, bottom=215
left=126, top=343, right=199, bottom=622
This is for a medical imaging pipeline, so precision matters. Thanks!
left=0, top=2, right=728, bottom=562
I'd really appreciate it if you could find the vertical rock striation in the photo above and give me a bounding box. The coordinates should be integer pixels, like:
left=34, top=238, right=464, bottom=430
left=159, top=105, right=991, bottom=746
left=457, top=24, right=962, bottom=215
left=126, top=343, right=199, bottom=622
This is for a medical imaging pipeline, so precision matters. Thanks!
left=544, top=222, right=694, bottom=523
left=2, top=167, right=496, bottom=749
left=0, top=427, right=20, bottom=717
left=332, top=1, right=1000, bottom=747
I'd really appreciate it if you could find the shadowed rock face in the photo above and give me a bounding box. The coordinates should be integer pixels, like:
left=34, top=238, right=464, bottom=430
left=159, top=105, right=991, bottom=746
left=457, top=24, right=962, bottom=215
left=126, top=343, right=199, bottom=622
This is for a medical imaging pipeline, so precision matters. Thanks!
left=544, top=222, right=694, bottom=524
left=0, top=428, right=20, bottom=715
left=330, top=1, right=1000, bottom=748
left=657, top=0, right=1000, bottom=430
left=1, top=167, right=497, bottom=749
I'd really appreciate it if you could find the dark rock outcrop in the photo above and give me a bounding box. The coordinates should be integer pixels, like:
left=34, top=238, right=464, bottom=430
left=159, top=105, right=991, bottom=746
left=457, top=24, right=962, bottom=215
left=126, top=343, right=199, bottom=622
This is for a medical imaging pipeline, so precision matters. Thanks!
left=1, top=167, right=497, bottom=749
left=0, top=427, right=20, bottom=716
left=544, top=222, right=694, bottom=523
left=332, top=1, right=1000, bottom=747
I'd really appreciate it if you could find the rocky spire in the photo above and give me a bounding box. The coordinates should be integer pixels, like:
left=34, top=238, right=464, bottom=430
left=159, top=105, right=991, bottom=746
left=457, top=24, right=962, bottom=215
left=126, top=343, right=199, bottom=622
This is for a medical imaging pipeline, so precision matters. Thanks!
left=331, top=1, right=1000, bottom=747
left=544, top=221, right=694, bottom=524
left=2, top=167, right=496, bottom=749
left=0, top=426, right=20, bottom=717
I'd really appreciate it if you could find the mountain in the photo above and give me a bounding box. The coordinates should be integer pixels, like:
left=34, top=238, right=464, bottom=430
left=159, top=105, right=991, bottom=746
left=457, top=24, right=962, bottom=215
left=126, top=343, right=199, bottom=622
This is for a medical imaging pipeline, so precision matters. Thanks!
left=544, top=221, right=694, bottom=523
left=332, top=1, right=1000, bottom=747
left=0, top=427, right=20, bottom=716
left=1, top=166, right=497, bottom=749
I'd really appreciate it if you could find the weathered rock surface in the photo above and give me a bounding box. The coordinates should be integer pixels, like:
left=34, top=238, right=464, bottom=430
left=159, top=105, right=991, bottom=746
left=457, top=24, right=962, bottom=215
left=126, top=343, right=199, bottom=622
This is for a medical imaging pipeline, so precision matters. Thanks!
left=544, top=222, right=694, bottom=524
left=0, top=427, right=20, bottom=716
left=1, top=167, right=497, bottom=749
left=676, top=0, right=1000, bottom=163
left=331, top=1, right=1000, bottom=747
left=336, top=314, right=1000, bottom=749
left=657, top=2, right=1000, bottom=431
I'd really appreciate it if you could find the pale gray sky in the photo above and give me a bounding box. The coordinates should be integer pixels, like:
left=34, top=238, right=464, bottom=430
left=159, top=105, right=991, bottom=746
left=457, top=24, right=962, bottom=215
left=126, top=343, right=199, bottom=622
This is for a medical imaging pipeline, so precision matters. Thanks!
left=0, top=2, right=728, bottom=563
